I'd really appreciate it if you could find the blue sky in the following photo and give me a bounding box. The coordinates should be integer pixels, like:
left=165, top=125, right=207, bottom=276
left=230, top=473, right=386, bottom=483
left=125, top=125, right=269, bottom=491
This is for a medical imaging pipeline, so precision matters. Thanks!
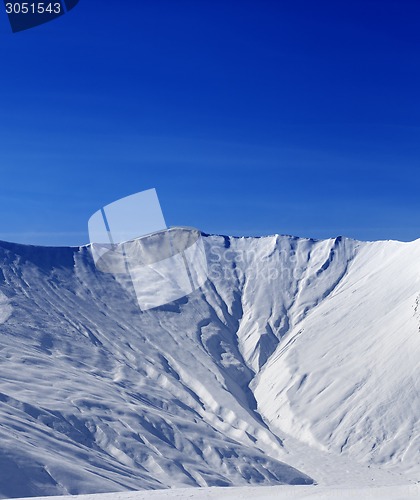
left=0, top=1, right=419, bottom=245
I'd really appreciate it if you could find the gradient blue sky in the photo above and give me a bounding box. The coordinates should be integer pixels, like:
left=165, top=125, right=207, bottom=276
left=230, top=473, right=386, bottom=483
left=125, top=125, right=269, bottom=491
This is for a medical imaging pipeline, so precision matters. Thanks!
left=0, top=0, right=419, bottom=246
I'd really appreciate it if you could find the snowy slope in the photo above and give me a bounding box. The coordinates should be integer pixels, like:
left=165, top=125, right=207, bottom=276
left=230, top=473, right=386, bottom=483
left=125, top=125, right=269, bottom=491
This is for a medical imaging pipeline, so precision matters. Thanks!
left=11, top=483, right=420, bottom=500
left=253, top=238, right=420, bottom=476
left=0, top=234, right=419, bottom=498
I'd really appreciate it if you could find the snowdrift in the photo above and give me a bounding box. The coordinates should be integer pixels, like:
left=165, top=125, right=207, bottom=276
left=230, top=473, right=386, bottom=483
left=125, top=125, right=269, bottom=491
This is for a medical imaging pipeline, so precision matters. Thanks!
left=0, top=234, right=418, bottom=498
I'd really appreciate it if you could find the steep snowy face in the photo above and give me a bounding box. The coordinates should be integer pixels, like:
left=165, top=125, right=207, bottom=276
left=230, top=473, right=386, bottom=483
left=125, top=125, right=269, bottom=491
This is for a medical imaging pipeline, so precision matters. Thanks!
left=0, top=234, right=418, bottom=498
left=253, top=238, right=420, bottom=475
left=204, top=235, right=357, bottom=374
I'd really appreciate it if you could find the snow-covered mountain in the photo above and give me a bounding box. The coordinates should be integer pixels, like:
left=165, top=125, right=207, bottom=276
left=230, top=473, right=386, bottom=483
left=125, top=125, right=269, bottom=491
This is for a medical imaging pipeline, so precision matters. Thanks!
left=0, top=234, right=419, bottom=498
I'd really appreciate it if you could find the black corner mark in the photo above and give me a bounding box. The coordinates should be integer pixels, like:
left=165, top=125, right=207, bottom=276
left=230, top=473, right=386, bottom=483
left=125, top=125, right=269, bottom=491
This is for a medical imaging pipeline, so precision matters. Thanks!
left=63, top=0, right=79, bottom=11
left=4, top=0, right=80, bottom=33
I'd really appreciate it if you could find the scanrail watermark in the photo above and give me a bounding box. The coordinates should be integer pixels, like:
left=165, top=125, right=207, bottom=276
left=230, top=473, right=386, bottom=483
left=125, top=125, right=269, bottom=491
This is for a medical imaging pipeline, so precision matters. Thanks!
left=206, top=244, right=300, bottom=284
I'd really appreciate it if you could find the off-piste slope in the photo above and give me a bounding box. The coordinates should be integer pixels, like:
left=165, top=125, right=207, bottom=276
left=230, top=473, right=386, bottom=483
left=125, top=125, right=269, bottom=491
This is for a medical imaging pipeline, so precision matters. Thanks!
left=10, top=483, right=420, bottom=500
left=0, top=234, right=418, bottom=498
left=253, top=237, right=420, bottom=475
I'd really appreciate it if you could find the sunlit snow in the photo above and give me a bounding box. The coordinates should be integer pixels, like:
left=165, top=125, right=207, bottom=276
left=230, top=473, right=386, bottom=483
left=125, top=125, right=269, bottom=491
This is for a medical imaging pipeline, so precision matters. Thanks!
left=0, top=234, right=419, bottom=499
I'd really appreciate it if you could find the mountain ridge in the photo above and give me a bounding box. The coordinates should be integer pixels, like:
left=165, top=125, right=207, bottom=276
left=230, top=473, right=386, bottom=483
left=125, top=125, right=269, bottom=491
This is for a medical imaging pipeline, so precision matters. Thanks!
left=0, top=233, right=418, bottom=498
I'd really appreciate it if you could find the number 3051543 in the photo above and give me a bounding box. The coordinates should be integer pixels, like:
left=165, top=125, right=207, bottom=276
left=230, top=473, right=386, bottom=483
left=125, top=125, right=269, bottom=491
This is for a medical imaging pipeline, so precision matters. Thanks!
left=5, top=3, right=62, bottom=14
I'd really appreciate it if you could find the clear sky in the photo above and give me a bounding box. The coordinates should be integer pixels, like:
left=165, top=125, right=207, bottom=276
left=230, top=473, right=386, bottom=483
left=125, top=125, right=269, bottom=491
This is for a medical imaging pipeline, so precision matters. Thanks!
left=0, top=1, right=419, bottom=246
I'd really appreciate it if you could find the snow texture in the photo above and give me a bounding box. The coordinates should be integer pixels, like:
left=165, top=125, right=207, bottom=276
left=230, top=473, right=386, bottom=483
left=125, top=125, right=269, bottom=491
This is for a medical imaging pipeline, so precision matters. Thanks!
left=11, top=483, right=420, bottom=500
left=0, top=234, right=419, bottom=498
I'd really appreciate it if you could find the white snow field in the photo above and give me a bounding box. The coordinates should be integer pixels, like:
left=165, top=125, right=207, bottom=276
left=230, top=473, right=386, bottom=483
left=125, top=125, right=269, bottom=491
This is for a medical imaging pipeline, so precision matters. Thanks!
left=0, top=234, right=419, bottom=499
left=10, top=483, right=420, bottom=500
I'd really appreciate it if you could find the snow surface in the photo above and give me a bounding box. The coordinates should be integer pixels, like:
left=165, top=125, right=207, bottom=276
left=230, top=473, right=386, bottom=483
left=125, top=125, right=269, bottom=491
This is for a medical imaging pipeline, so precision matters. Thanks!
left=0, top=234, right=419, bottom=498
left=11, top=483, right=420, bottom=500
